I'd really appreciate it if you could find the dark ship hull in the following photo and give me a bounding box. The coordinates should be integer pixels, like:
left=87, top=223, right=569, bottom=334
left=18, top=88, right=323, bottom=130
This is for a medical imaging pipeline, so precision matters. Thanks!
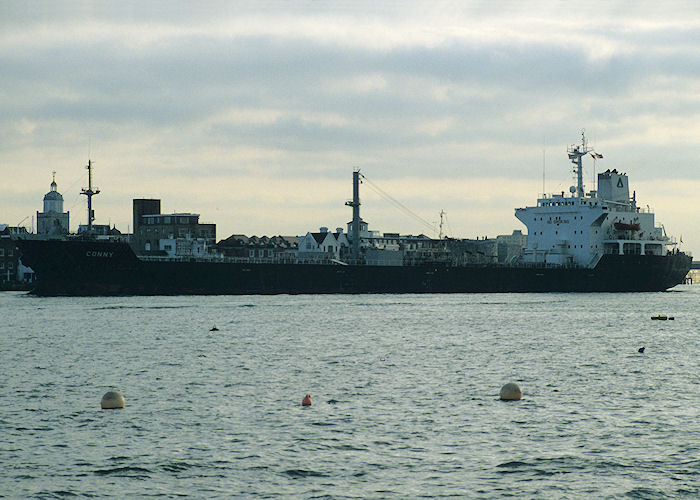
left=16, top=239, right=692, bottom=296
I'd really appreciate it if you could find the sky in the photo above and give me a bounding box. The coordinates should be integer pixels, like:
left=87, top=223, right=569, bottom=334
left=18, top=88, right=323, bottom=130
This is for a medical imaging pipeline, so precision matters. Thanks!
left=2, top=1, right=700, bottom=254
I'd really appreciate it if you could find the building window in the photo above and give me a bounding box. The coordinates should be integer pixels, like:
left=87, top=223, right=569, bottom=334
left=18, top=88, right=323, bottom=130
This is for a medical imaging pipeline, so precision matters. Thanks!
left=0, top=249, right=3, bottom=256
left=164, top=216, right=171, bottom=224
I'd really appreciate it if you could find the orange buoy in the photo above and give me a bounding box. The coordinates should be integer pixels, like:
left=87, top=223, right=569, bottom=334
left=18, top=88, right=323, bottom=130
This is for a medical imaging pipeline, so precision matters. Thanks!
left=301, top=394, right=312, bottom=406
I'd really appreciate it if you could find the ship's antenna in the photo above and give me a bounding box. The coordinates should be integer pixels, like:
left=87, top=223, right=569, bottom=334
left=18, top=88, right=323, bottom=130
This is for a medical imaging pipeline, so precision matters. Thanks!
left=439, top=209, right=446, bottom=239
left=542, top=147, right=546, bottom=197
left=592, top=154, right=596, bottom=192
left=81, top=159, right=100, bottom=231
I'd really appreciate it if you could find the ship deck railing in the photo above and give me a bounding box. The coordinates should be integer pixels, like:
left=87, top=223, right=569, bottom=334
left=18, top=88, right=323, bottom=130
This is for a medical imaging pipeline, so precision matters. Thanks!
left=137, top=254, right=349, bottom=265
left=136, top=253, right=608, bottom=270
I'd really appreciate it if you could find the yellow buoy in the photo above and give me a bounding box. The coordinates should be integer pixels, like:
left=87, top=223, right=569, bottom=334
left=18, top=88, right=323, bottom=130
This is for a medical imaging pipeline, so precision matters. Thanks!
left=101, top=390, right=125, bottom=409
left=499, top=383, right=522, bottom=401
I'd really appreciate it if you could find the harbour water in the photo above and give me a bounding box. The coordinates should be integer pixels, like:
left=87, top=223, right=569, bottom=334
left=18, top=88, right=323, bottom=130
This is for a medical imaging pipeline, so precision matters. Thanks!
left=1, top=288, right=699, bottom=498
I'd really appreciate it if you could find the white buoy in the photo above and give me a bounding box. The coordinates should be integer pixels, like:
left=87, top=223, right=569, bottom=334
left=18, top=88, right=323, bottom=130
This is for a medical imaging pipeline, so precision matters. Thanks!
left=101, top=390, right=125, bottom=409
left=499, top=383, right=522, bottom=401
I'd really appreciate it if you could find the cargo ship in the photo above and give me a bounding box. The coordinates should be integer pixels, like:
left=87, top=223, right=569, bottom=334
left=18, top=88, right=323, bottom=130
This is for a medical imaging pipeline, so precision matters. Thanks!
left=16, top=135, right=691, bottom=295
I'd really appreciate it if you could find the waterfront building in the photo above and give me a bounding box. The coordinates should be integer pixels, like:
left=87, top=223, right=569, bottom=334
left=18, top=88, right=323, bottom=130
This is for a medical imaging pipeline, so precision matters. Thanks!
left=0, top=225, right=34, bottom=287
left=132, top=199, right=216, bottom=255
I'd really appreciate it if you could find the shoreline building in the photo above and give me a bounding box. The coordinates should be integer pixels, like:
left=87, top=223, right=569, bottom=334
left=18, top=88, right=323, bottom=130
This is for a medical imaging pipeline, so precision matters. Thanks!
left=132, top=199, right=216, bottom=256
left=0, top=225, right=33, bottom=287
left=36, top=173, right=69, bottom=235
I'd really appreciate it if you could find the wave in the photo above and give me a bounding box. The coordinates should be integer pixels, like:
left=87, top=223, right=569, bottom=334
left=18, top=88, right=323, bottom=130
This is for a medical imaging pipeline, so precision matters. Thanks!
left=282, top=468, right=328, bottom=478
left=93, top=466, right=152, bottom=477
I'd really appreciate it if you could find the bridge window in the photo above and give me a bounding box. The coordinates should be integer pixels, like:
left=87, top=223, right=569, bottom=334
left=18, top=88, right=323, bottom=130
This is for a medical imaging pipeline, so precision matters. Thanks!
left=645, top=244, right=662, bottom=256
left=604, top=243, right=619, bottom=254
left=623, top=243, right=641, bottom=255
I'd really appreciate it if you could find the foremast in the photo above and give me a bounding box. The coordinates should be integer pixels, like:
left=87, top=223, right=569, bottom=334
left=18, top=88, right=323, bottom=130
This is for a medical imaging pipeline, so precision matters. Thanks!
left=80, top=159, right=100, bottom=231
left=345, top=169, right=361, bottom=261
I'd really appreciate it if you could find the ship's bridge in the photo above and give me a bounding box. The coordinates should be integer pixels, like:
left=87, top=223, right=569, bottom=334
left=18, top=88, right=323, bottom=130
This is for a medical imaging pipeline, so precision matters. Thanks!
left=516, top=171, right=673, bottom=268
left=516, top=191, right=609, bottom=267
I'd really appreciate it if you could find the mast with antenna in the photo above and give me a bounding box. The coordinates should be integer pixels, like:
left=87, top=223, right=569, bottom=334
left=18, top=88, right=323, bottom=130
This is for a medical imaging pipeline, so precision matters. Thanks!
left=81, top=159, right=100, bottom=231
left=567, top=130, right=591, bottom=198
left=438, top=209, right=446, bottom=239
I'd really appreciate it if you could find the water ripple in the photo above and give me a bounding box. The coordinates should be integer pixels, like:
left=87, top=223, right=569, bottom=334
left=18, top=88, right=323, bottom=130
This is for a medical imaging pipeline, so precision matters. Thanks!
left=2, top=290, right=699, bottom=497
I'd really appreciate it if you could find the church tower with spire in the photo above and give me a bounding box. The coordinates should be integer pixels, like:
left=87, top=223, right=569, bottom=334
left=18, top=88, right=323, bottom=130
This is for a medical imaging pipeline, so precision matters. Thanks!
left=37, top=172, right=70, bottom=235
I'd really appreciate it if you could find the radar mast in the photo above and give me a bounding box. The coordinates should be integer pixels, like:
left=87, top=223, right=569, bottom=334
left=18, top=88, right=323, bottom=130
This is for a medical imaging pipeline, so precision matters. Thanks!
left=567, top=130, right=591, bottom=198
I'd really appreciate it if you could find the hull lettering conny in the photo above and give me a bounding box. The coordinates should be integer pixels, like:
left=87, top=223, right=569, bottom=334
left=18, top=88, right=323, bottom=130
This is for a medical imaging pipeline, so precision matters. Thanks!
left=86, top=251, right=114, bottom=258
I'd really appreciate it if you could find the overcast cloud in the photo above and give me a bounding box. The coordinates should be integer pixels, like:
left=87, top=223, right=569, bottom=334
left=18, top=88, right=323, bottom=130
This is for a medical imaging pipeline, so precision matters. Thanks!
left=2, top=1, right=699, bottom=253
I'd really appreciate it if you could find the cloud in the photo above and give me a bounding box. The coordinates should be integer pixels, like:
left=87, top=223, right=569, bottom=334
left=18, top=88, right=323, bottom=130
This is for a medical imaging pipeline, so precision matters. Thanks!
left=1, top=1, right=699, bottom=253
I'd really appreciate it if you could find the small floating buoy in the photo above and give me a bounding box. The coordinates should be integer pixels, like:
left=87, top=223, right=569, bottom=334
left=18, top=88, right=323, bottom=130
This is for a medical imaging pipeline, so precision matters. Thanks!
left=301, top=394, right=312, bottom=406
left=499, top=383, right=522, bottom=401
left=101, top=390, right=125, bottom=409
left=638, top=347, right=645, bottom=353
left=210, top=326, right=219, bottom=331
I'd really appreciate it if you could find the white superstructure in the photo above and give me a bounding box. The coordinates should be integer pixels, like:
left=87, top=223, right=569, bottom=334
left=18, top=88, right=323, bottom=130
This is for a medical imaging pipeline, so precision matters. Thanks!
left=515, top=133, right=675, bottom=268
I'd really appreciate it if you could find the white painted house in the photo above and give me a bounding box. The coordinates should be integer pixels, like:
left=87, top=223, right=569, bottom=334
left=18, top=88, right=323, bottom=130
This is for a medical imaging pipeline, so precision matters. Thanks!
left=297, top=227, right=349, bottom=261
